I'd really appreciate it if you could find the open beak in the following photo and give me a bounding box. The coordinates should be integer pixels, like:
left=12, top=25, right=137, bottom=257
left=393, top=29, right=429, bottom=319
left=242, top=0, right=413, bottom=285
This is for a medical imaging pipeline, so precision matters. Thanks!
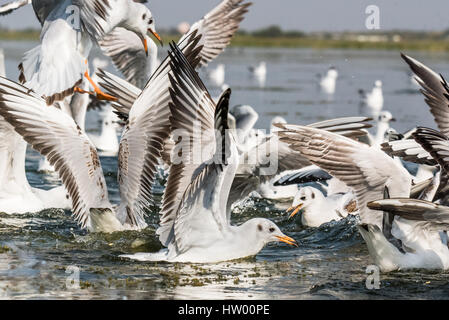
left=149, top=28, right=163, bottom=46
left=136, top=33, right=149, bottom=57
left=275, top=235, right=298, bottom=247
left=286, top=203, right=303, bottom=219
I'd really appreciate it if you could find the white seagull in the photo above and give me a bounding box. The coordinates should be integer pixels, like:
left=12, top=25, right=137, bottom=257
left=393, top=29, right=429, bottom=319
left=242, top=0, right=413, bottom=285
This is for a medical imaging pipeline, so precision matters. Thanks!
left=0, top=40, right=198, bottom=231
left=100, top=0, right=251, bottom=90
left=360, top=127, right=449, bottom=272
left=97, top=0, right=251, bottom=119
left=249, top=61, right=267, bottom=86
left=319, top=66, right=338, bottom=95
left=287, top=186, right=358, bottom=227
left=0, top=49, right=70, bottom=213
left=359, top=80, right=384, bottom=116
left=208, top=63, right=226, bottom=87
left=276, top=124, right=412, bottom=229
left=121, top=43, right=298, bottom=263
left=18, top=0, right=161, bottom=105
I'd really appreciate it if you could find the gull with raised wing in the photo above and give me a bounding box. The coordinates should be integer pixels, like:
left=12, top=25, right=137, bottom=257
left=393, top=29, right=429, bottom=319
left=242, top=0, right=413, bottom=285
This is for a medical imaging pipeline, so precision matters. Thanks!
left=121, top=43, right=297, bottom=263
left=276, top=124, right=412, bottom=229
left=100, top=0, right=251, bottom=90
left=361, top=127, right=449, bottom=271
left=0, top=39, right=196, bottom=231
left=18, top=0, right=161, bottom=105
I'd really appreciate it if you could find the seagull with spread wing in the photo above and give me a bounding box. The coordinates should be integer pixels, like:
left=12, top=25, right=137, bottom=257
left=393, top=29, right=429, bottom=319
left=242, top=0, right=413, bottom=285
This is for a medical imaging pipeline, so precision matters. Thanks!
left=16, top=0, right=162, bottom=105
left=0, top=38, right=202, bottom=232
left=97, top=0, right=252, bottom=110
left=121, top=43, right=298, bottom=263
left=362, top=127, right=449, bottom=271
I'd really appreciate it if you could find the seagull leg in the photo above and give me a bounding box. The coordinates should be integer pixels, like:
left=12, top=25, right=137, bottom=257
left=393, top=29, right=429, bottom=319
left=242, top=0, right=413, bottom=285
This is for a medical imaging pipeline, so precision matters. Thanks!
left=83, top=71, right=118, bottom=102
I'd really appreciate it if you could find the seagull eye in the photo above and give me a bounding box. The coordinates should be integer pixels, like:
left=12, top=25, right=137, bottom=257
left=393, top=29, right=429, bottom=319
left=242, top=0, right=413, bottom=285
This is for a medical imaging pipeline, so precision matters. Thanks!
left=269, top=227, right=275, bottom=233
left=300, top=196, right=306, bottom=201
left=149, top=18, right=153, bottom=24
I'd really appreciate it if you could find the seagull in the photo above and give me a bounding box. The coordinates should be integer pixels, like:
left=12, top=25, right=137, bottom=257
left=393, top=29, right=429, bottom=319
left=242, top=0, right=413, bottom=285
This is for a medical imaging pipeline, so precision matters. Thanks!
left=229, top=104, right=261, bottom=153
left=208, top=63, right=225, bottom=87
left=121, top=43, right=297, bottom=263
left=360, top=127, right=449, bottom=271
left=359, top=80, right=384, bottom=116
left=249, top=61, right=267, bottom=86
left=100, top=0, right=251, bottom=91
left=229, top=117, right=373, bottom=208
left=0, top=0, right=30, bottom=16
left=0, top=40, right=198, bottom=231
left=382, top=54, right=449, bottom=186
left=97, top=0, right=251, bottom=119
left=87, top=107, right=120, bottom=156
left=0, top=49, right=70, bottom=213
left=369, top=110, right=396, bottom=146
left=276, top=124, right=412, bottom=229
left=286, top=186, right=357, bottom=227
left=318, top=66, right=338, bottom=95
left=18, top=0, right=162, bottom=105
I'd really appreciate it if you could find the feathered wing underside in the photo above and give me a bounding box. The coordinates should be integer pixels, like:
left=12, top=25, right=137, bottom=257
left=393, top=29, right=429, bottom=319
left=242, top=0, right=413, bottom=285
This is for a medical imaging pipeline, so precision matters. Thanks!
left=368, top=198, right=449, bottom=231
left=158, top=43, right=222, bottom=251
left=100, top=0, right=250, bottom=90
left=99, top=27, right=150, bottom=89
left=73, top=0, right=115, bottom=40
left=402, top=54, right=449, bottom=136
left=98, top=31, right=204, bottom=120
left=274, top=167, right=332, bottom=186
left=412, top=127, right=449, bottom=174
left=178, top=0, right=252, bottom=68
left=381, top=139, right=435, bottom=166
left=277, top=124, right=411, bottom=227
left=236, top=117, right=372, bottom=183
left=116, top=46, right=179, bottom=228
left=0, top=76, right=110, bottom=228
left=19, top=39, right=85, bottom=106
left=97, top=69, right=141, bottom=120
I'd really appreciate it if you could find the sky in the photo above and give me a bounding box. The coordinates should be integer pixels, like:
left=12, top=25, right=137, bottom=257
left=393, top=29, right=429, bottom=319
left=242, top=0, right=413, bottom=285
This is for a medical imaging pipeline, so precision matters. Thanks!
left=0, top=0, right=448, bottom=32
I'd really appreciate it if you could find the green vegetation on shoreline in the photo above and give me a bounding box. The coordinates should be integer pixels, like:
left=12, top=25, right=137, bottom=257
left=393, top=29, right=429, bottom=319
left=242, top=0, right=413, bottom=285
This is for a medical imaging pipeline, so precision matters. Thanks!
left=1, top=25, right=449, bottom=52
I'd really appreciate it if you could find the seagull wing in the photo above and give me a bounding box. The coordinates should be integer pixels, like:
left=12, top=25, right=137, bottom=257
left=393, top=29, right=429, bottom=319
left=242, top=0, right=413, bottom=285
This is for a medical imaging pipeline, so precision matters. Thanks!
left=0, top=76, right=110, bottom=228
left=277, top=125, right=412, bottom=227
left=98, top=31, right=204, bottom=119
left=115, top=43, right=178, bottom=228
left=402, top=54, right=449, bottom=136
left=0, top=0, right=31, bottom=16
left=158, top=43, right=234, bottom=253
left=178, top=0, right=252, bottom=68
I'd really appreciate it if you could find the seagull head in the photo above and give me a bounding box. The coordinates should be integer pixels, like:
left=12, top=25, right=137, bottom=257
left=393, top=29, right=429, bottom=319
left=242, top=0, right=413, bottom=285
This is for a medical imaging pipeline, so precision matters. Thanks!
left=327, top=67, right=338, bottom=79
left=287, top=187, right=322, bottom=219
left=246, top=218, right=298, bottom=248
left=378, top=110, right=396, bottom=124
left=128, top=4, right=163, bottom=56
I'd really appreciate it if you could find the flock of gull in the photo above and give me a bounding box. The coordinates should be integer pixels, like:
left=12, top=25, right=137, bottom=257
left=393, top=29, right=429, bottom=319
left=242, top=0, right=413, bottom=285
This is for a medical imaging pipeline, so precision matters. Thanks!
left=1, top=0, right=449, bottom=272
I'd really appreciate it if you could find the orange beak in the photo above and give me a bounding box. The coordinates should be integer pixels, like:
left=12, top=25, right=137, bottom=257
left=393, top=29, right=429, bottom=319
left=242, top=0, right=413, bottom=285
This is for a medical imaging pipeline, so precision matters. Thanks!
left=149, top=28, right=163, bottom=46
left=143, top=38, right=149, bottom=57
left=275, top=235, right=298, bottom=247
left=286, top=203, right=303, bottom=219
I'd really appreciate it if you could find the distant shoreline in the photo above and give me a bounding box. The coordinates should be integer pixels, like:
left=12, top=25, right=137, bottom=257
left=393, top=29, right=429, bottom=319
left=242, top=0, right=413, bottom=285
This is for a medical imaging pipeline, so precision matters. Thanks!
left=1, top=30, right=449, bottom=52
